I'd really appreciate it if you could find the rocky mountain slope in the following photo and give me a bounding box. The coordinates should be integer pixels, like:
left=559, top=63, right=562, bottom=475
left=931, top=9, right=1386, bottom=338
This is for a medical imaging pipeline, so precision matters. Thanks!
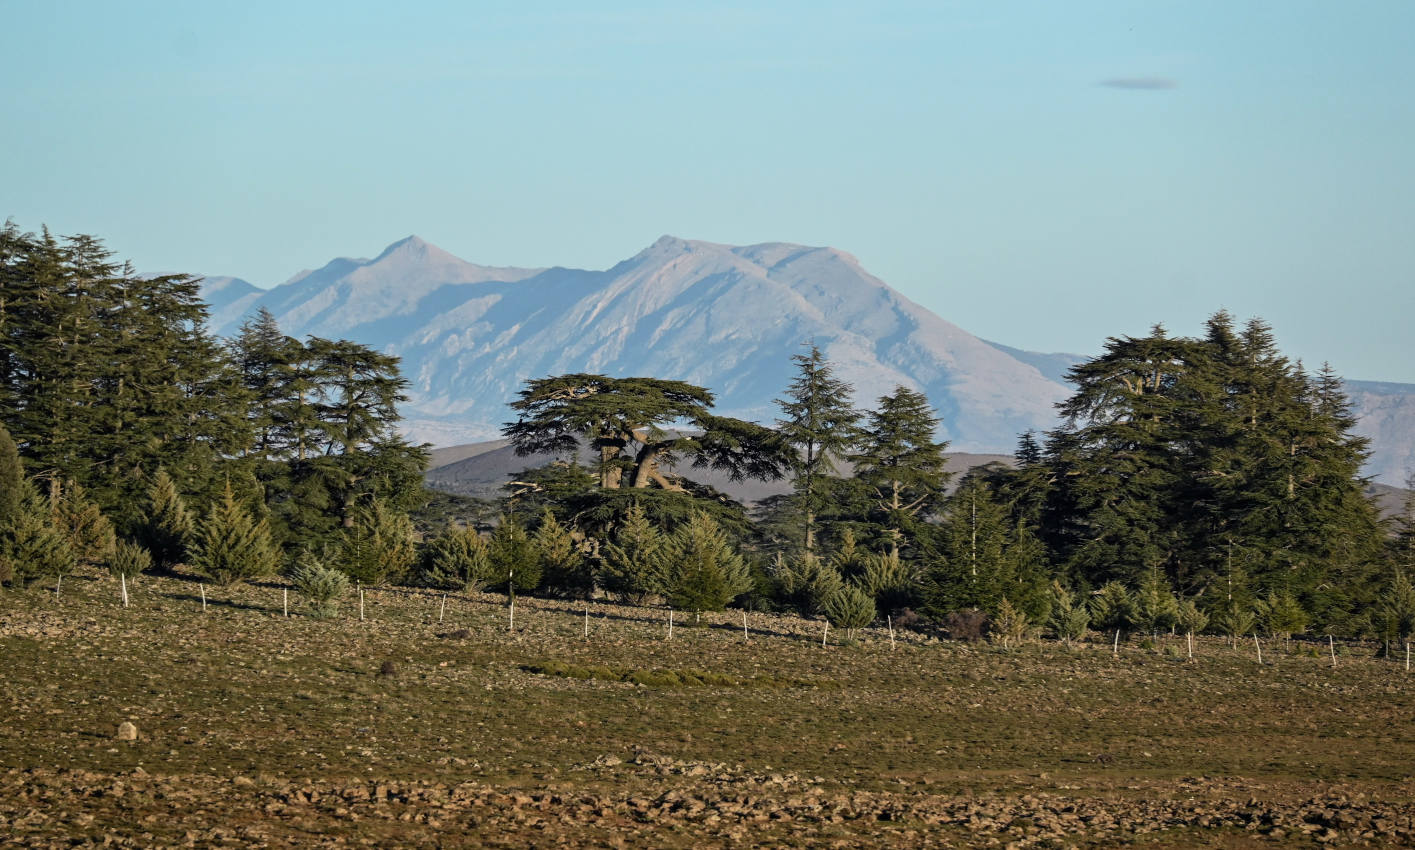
left=199, top=235, right=1415, bottom=485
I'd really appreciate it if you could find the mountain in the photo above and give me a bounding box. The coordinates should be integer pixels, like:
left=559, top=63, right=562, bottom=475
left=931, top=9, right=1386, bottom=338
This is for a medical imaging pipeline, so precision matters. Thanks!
left=199, top=235, right=1415, bottom=486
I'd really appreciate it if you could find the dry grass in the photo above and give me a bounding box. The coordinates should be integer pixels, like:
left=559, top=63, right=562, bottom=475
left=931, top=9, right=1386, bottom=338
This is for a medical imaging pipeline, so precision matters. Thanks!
left=3, top=568, right=1415, bottom=847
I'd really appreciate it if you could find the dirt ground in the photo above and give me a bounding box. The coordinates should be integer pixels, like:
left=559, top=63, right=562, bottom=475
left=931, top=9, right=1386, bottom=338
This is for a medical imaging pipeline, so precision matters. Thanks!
left=3, top=569, right=1414, bottom=847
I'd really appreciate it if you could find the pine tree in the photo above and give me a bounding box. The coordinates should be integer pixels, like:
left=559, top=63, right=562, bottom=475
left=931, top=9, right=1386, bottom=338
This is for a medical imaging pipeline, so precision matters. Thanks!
left=1375, top=569, right=1415, bottom=647
left=534, top=508, right=591, bottom=598
left=0, top=424, right=22, bottom=535
left=0, top=225, right=252, bottom=525
left=1089, top=582, right=1138, bottom=639
left=1133, top=568, right=1179, bottom=636
left=230, top=307, right=298, bottom=460
left=822, top=584, right=876, bottom=639
left=191, top=482, right=279, bottom=586
left=47, top=479, right=116, bottom=568
left=775, top=345, right=863, bottom=556
left=926, top=475, right=1047, bottom=618
left=773, top=551, right=844, bottom=617
left=1253, top=590, right=1309, bottom=644
left=661, top=511, right=752, bottom=613
left=599, top=501, right=667, bottom=603
left=1175, top=598, right=1209, bottom=643
left=109, top=540, right=152, bottom=580
left=2, top=487, right=76, bottom=588
left=1048, top=582, right=1090, bottom=647
left=334, top=498, right=416, bottom=586
left=991, top=597, right=1033, bottom=648
left=851, top=386, right=949, bottom=560
left=855, top=550, right=917, bottom=612
left=139, top=468, right=194, bottom=571
left=422, top=525, right=494, bottom=593
left=489, top=515, right=541, bottom=596
left=290, top=551, right=350, bottom=619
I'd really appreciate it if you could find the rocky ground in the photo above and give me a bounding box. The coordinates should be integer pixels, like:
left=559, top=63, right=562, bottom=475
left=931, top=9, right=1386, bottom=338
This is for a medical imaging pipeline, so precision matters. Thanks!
left=3, top=570, right=1414, bottom=847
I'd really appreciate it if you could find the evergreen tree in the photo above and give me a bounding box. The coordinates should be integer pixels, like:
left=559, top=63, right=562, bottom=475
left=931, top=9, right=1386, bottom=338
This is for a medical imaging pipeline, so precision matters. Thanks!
left=535, top=508, right=591, bottom=597
left=0, top=424, right=22, bottom=534
left=851, top=386, right=949, bottom=559
left=774, top=345, right=863, bottom=556
left=229, top=307, right=299, bottom=460
left=47, top=479, right=116, bottom=568
left=1254, top=590, right=1309, bottom=643
left=2, top=486, right=76, bottom=588
left=1089, top=582, right=1138, bottom=639
left=822, top=584, right=876, bottom=638
left=926, top=475, right=1048, bottom=619
left=661, top=511, right=752, bottom=613
left=334, top=498, right=416, bottom=586
left=1133, top=568, right=1179, bottom=636
left=1375, top=569, right=1415, bottom=647
left=773, top=551, right=844, bottom=617
left=139, top=468, right=194, bottom=571
left=422, top=524, right=495, bottom=593
left=505, top=374, right=787, bottom=492
left=1048, top=581, right=1090, bottom=647
left=290, top=552, right=349, bottom=619
left=191, top=482, right=279, bottom=586
left=1175, top=598, right=1210, bottom=642
left=855, top=550, right=917, bottom=613
left=599, top=501, right=667, bottom=603
left=109, top=540, right=152, bottom=580
left=489, top=515, right=541, bottom=596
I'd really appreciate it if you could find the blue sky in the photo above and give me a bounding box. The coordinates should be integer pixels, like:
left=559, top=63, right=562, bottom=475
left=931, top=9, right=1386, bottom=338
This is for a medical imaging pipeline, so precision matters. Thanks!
left=4, top=1, right=1412, bottom=381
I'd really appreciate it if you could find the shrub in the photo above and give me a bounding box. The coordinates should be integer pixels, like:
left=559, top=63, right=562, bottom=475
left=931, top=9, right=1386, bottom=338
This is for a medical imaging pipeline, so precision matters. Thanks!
left=944, top=609, right=989, bottom=642
left=822, top=584, right=876, bottom=637
left=773, top=551, right=843, bottom=616
left=108, top=540, right=152, bottom=580
left=421, top=524, right=495, bottom=593
left=291, top=554, right=349, bottom=619
left=1048, top=582, right=1089, bottom=647
left=990, top=597, right=1032, bottom=648
left=1089, top=581, right=1138, bottom=638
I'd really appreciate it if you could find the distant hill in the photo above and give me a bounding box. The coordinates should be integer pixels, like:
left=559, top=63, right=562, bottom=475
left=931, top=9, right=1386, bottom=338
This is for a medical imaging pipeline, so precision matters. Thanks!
left=197, top=235, right=1415, bottom=485
left=425, top=438, right=1010, bottom=504
left=425, top=439, right=1412, bottom=523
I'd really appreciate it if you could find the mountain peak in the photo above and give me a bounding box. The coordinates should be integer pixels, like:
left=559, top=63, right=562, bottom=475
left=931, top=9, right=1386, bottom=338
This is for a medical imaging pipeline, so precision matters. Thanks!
left=373, top=234, right=442, bottom=263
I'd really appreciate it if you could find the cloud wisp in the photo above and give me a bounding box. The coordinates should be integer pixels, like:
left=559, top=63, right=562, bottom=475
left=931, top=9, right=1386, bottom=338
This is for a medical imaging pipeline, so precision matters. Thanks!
left=1099, top=76, right=1178, bottom=91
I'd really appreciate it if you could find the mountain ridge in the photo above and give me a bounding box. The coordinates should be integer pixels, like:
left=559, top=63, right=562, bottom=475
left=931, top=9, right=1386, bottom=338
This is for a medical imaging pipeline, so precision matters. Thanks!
left=196, top=235, right=1415, bottom=486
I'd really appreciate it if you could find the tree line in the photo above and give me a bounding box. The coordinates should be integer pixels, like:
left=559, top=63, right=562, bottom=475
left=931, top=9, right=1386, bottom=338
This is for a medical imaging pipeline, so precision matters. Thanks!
left=3, top=224, right=1413, bottom=644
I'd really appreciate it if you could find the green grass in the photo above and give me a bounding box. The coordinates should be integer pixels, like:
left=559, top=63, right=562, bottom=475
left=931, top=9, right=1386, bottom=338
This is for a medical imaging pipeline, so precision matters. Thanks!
left=3, top=568, right=1415, bottom=847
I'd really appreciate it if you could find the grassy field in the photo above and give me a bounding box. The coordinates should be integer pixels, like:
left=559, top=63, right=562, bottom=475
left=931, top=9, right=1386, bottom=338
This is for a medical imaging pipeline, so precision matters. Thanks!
left=3, top=569, right=1415, bottom=848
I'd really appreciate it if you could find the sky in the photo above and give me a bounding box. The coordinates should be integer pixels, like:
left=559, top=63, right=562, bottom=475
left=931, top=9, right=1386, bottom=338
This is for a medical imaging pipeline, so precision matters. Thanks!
left=4, top=1, right=1413, bottom=382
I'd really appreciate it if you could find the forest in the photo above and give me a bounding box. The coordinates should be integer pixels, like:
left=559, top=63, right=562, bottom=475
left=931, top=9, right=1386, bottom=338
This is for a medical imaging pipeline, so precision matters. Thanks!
left=3, top=223, right=1413, bottom=644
